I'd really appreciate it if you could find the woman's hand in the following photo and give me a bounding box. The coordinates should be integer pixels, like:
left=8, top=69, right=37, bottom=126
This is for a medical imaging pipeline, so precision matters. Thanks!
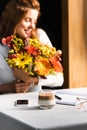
left=52, top=50, right=62, bottom=61
left=12, top=67, right=39, bottom=93
left=15, top=82, right=29, bottom=93
left=14, top=81, right=31, bottom=93
left=12, top=67, right=38, bottom=84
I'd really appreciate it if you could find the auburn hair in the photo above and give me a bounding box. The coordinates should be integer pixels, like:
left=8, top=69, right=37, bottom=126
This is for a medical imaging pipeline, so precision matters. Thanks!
left=0, top=0, right=40, bottom=41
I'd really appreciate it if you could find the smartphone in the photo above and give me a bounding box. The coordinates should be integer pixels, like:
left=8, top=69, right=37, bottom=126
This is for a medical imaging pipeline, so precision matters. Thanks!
left=14, top=99, right=29, bottom=107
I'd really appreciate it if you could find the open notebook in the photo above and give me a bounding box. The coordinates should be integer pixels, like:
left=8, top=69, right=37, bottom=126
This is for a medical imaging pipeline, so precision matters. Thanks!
left=55, top=88, right=87, bottom=106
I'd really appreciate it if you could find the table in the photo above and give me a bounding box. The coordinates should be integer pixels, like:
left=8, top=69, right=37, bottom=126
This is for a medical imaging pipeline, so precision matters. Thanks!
left=0, top=88, right=87, bottom=130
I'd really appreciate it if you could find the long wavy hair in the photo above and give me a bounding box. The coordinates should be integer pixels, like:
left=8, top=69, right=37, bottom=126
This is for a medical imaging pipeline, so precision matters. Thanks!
left=0, top=0, right=40, bottom=41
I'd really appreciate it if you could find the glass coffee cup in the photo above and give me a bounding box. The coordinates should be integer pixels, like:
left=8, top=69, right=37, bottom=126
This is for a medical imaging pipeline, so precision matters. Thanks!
left=38, top=89, right=56, bottom=109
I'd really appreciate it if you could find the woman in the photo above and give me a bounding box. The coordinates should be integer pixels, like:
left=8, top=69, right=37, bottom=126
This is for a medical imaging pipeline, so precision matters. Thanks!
left=0, top=0, right=64, bottom=94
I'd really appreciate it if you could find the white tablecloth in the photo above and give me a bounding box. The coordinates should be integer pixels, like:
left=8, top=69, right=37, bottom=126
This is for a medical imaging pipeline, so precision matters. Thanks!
left=0, top=88, right=87, bottom=130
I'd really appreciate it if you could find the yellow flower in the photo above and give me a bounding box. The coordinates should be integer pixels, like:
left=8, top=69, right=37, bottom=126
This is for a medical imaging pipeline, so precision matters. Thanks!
left=29, top=38, right=40, bottom=47
left=8, top=52, right=33, bottom=71
left=39, top=44, right=56, bottom=58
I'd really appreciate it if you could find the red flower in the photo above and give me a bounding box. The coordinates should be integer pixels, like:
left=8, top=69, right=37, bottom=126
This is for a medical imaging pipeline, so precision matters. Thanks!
left=8, top=54, right=18, bottom=59
left=25, top=46, right=40, bottom=56
left=2, top=35, right=13, bottom=46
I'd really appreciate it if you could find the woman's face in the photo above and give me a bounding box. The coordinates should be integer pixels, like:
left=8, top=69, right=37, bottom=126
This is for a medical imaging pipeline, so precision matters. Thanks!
left=14, top=8, right=39, bottom=39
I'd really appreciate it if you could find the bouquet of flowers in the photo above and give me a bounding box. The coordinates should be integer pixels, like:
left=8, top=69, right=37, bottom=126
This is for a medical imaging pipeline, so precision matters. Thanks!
left=2, top=35, right=63, bottom=80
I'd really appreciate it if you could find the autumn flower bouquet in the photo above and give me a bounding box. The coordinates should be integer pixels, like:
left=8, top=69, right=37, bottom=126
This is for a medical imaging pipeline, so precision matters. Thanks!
left=2, top=35, right=63, bottom=81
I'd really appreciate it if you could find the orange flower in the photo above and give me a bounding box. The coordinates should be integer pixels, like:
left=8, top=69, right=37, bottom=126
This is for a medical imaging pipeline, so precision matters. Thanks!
left=49, top=56, right=63, bottom=72
left=34, top=58, right=52, bottom=76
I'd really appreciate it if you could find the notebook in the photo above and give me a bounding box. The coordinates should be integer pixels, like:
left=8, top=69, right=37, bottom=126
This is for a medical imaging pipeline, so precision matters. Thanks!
left=55, top=88, right=87, bottom=106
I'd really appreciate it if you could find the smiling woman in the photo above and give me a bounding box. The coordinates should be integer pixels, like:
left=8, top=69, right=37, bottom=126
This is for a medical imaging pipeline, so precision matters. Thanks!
left=14, top=8, right=39, bottom=39
left=0, top=0, right=64, bottom=94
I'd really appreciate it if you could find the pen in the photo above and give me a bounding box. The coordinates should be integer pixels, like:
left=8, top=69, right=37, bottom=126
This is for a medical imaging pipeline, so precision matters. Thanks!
left=55, top=95, right=62, bottom=100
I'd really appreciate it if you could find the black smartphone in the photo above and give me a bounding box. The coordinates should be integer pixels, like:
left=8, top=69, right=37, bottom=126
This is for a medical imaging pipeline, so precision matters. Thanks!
left=15, top=99, right=29, bottom=107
